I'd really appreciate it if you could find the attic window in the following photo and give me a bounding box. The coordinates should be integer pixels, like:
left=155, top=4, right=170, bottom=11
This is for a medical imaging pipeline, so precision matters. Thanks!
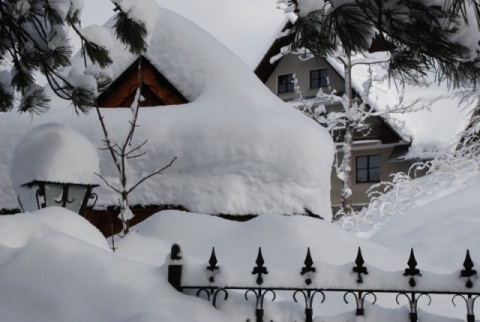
left=277, top=74, right=294, bottom=94
left=310, top=69, right=328, bottom=88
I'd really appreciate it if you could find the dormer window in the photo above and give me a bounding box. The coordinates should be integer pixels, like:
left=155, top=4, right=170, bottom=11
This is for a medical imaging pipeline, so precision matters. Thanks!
left=277, top=74, right=294, bottom=94
left=310, top=69, right=328, bottom=88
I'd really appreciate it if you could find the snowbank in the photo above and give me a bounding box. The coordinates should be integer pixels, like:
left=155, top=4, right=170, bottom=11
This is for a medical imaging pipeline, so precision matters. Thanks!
left=0, top=208, right=228, bottom=322
left=0, top=5, right=334, bottom=218
left=370, top=175, right=480, bottom=270
left=0, top=202, right=475, bottom=321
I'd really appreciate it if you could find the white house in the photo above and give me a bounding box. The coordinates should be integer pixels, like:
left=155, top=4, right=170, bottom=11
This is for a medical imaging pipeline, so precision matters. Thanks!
left=0, top=5, right=334, bottom=234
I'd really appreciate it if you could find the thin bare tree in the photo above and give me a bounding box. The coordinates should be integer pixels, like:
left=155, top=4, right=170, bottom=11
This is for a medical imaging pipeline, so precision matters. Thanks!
left=94, top=58, right=176, bottom=236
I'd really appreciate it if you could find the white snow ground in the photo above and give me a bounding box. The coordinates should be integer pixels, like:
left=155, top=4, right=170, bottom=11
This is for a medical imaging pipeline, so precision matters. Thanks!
left=2, top=162, right=480, bottom=322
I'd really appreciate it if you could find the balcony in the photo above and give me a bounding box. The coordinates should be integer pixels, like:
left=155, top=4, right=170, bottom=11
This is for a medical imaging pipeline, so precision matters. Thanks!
left=332, top=124, right=400, bottom=144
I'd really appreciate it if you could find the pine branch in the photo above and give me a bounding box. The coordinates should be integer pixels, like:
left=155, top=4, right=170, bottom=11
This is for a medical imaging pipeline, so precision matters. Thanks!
left=0, top=86, right=14, bottom=112
left=112, top=3, right=148, bottom=54
left=17, top=85, right=50, bottom=114
left=69, top=21, right=113, bottom=68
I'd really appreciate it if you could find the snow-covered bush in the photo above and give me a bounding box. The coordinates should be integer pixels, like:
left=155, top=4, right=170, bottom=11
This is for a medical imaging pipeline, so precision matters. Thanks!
left=340, top=134, right=480, bottom=235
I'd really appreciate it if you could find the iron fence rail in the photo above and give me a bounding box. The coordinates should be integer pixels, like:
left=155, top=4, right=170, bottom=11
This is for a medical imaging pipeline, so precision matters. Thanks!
left=167, top=244, right=480, bottom=322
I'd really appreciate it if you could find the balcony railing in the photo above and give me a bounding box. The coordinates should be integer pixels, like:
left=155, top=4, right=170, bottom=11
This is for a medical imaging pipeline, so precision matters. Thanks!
left=332, top=124, right=400, bottom=144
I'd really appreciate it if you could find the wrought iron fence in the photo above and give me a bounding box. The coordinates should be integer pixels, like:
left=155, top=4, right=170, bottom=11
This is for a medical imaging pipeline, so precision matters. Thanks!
left=167, top=244, right=480, bottom=322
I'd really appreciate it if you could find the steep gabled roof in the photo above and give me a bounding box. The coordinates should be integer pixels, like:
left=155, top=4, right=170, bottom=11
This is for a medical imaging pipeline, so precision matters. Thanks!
left=97, top=56, right=188, bottom=107
left=253, top=22, right=409, bottom=145
left=254, top=20, right=293, bottom=84
left=253, top=21, right=475, bottom=158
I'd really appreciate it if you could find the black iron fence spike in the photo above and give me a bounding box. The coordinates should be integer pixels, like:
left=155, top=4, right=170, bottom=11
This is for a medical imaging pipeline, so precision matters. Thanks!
left=404, top=248, right=421, bottom=279
left=256, top=247, right=265, bottom=267
left=352, top=247, right=368, bottom=283
left=301, top=247, right=316, bottom=275
left=252, top=247, right=268, bottom=285
left=462, top=250, right=477, bottom=277
left=206, top=247, right=220, bottom=283
left=408, top=249, right=418, bottom=269
left=207, top=247, right=219, bottom=272
left=460, top=250, right=477, bottom=289
left=355, top=247, right=365, bottom=267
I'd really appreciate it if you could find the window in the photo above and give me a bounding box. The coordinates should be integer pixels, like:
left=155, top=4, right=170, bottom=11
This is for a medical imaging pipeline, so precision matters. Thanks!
left=310, top=69, right=328, bottom=88
left=278, top=74, right=294, bottom=94
left=356, top=155, right=380, bottom=183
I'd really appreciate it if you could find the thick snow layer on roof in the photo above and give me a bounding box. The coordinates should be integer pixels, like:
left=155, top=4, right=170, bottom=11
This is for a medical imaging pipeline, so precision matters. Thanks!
left=0, top=6, right=333, bottom=218
left=10, top=123, right=99, bottom=188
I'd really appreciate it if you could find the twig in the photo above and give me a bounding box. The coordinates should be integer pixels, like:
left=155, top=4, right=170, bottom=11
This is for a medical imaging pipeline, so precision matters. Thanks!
left=127, top=156, right=177, bottom=194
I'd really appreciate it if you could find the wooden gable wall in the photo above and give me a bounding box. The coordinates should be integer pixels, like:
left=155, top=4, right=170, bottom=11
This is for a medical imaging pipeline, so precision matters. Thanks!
left=97, top=56, right=188, bottom=108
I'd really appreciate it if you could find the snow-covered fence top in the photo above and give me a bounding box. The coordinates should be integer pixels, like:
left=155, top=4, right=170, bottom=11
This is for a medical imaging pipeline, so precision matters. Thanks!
left=168, top=244, right=480, bottom=322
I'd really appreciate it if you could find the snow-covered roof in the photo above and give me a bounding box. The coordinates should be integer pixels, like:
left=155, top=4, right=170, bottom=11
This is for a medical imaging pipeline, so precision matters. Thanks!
left=10, top=123, right=99, bottom=188
left=0, top=5, right=334, bottom=219
left=255, top=19, right=475, bottom=160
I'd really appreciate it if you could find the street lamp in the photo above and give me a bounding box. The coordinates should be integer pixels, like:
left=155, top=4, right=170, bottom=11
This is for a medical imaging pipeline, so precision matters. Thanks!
left=10, top=123, right=100, bottom=215
left=22, top=180, right=98, bottom=214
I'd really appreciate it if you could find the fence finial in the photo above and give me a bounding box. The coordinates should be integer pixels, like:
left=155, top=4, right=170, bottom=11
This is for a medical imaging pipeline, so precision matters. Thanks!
left=353, top=247, right=368, bottom=283
left=207, top=247, right=220, bottom=283
left=252, top=247, right=268, bottom=285
left=461, top=249, right=477, bottom=288
left=404, top=248, right=421, bottom=287
left=301, top=247, right=316, bottom=285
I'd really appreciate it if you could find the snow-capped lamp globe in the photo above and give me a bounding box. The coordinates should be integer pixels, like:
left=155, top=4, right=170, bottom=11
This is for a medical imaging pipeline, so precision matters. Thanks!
left=10, top=123, right=100, bottom=215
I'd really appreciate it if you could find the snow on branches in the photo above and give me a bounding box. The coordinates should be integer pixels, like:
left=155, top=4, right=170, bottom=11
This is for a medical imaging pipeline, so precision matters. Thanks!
left=277, top=0, right=480, bottom=89
left=0, top=0, right=148, bottom=114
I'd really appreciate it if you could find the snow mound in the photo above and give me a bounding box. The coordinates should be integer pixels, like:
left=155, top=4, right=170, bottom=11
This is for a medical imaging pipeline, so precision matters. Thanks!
left=0, top=207, right=108, bottom=251
left=0, top=208, right=227, bottom=322
left=116, top=210, right=402, bottom=270
left=10, top=123, right=99, bottom=187
left=371, top=176, right=480, bottom=270
left=0, top=204, right=474, bottom=321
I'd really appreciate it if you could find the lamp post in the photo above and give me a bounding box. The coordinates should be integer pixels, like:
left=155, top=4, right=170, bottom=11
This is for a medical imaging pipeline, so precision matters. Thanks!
left=10, top=123, right=100, bottom=215
left=21, top=180, right=98, bottom=215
